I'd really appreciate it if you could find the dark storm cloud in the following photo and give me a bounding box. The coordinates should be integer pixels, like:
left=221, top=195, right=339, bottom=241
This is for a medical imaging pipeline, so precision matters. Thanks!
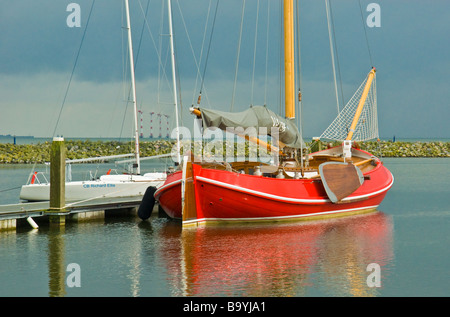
left=0, top=0, right=449, bottom=138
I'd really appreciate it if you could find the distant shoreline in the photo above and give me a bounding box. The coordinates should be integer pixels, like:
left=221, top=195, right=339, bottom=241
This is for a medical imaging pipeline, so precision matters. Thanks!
left=0, top=135, right=173, bottom=145
left=1, top=135, right=450, bottom=144
left=0, top=139, right=448, bottom=164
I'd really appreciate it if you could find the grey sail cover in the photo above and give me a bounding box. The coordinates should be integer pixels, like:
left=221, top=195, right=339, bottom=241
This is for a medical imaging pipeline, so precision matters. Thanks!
left=199, top=105, right=304, bottom=148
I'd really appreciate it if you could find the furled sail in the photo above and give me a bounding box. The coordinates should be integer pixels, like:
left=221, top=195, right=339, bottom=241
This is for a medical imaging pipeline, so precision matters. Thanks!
left=198, top=105, right=304, bottom=149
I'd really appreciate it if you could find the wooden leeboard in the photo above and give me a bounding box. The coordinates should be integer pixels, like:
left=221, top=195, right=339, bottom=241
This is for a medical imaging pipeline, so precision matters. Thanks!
left=182, top=156, right=197, bottom=223
left=319, top=162, right=364, bottom=203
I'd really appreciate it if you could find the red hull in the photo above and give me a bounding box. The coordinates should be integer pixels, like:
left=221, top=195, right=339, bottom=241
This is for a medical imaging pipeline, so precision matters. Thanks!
left=155, top=149, right=393, bottom=225
left=155, top=172, right=183, bottom=219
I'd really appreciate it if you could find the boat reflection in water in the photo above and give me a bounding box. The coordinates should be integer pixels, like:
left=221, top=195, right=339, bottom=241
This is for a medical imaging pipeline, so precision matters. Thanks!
left=159, top=211, right=393, bottom=297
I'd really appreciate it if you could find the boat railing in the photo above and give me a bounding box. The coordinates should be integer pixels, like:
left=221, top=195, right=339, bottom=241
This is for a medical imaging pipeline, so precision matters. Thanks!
left=86, top=168, right=120, bottom=181
left=29, top=171, right=49, bottom=185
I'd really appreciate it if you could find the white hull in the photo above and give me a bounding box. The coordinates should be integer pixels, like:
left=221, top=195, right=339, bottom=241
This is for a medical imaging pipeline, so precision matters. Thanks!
left=20, top=173, right=166, bottom=202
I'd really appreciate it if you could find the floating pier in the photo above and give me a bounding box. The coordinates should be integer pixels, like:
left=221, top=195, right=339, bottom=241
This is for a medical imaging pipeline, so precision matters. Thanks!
left=0, top=137, right=159, bottom=231
left=0, top=196, right=152, bottom=231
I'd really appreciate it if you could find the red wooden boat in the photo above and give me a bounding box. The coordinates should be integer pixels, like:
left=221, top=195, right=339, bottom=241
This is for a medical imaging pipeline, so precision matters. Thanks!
left=155, top=144, right=393, bottom=226
left=154, top=1, right=393, bottom=227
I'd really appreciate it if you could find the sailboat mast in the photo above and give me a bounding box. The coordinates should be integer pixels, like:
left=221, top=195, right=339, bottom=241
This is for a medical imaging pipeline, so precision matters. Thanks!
left=125, top=0, right=141, bottom=174
left=284, top=0, right=295, bottom=119
left=167, top=0, right=181, bottom=164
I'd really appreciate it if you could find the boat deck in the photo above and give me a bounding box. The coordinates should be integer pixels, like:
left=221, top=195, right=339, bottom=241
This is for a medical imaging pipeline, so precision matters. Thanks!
left=194, top=146, right=377, bottom=179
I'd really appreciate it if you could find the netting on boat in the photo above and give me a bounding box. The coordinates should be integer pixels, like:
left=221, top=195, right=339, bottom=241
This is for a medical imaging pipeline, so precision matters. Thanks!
left=320, top=73, right=378, bottom=142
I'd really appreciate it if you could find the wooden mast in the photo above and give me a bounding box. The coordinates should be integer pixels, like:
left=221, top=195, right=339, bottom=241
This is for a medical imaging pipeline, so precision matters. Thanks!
left=284, top=0, right=295, bottom=119
left=346, top=67, right=376, bottom=141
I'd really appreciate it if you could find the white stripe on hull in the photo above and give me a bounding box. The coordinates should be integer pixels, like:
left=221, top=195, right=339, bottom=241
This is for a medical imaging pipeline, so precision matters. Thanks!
left=195, top=174, right=394, bottom=204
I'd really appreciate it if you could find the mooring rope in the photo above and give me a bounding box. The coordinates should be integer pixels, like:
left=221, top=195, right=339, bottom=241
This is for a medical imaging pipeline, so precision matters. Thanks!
left=0, top=186, right=22, bottom=193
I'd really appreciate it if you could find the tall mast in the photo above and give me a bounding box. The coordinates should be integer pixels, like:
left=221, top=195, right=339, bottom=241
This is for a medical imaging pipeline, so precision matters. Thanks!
left=125, top=0, right=141, bottom=174
left=167, top=0, right=181, bottom=164
left=284, top=0, right=295, bottom=119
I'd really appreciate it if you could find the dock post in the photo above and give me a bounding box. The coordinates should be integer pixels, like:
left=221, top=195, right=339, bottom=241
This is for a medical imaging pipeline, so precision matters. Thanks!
left=312, top=137, right=322, bottom=152
left=48, top=137, right=67, bottom=225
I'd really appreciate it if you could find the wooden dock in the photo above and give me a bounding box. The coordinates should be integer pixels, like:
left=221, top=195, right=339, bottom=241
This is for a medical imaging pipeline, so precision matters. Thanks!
left=0, top=137, right=161, bottom=231
left=0, top=196, right=147, bottom=231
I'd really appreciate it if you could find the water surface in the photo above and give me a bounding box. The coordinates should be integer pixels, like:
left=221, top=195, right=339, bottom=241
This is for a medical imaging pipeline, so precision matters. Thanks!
left=0, top=158, right=449, bottom=297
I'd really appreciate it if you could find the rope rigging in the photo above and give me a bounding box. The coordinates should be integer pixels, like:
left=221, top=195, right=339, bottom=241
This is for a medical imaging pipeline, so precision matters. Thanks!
left=197, top=0, right=220, bottom=107
left=230, top=0, right=246, bottom=112
left=52, top=0, right=96, bottom=138
left=358, top=0, right=374, bottom=67
left=250, top=0, right=260, bottom=106
left=325, top=0, right=344, bottom=115
left=319, top=0, right=378, bottom=143
left=172, top=0, right=220, bottom=109
left=191, top=0, right=213, bottom=106
left=320, top=69, right=378, bottom=142
left=263, top=0, right=271, bottom=106
left=190, top=0, right=275, bottom=115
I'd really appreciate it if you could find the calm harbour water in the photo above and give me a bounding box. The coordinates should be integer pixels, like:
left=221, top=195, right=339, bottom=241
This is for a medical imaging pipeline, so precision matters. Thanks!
left=0, top=158, right=449, bottom=297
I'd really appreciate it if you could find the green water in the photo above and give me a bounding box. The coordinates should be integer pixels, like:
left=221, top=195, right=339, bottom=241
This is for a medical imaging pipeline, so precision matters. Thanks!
left=0, top=158, right=449, bottom=297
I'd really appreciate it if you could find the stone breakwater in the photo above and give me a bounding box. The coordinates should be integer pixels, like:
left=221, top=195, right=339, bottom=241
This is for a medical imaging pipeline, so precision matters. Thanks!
left=359, top=141, right=449, bottom=158
left=0, top=140, right=174, bottom=164
left=0, top=140, right=448, bottom=164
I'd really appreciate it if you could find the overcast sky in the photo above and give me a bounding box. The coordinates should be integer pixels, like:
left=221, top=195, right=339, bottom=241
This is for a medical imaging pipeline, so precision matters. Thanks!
left=0, top=0, right=449, bottom=140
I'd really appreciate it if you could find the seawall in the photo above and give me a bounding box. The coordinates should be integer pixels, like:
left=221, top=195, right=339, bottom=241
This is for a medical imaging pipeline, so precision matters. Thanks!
left=0, top=139, right=448, bottom=164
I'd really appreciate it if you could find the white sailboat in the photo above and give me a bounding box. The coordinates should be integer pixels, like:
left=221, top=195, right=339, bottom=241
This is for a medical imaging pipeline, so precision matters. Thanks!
left=20, top=0, right=168, bottom=202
